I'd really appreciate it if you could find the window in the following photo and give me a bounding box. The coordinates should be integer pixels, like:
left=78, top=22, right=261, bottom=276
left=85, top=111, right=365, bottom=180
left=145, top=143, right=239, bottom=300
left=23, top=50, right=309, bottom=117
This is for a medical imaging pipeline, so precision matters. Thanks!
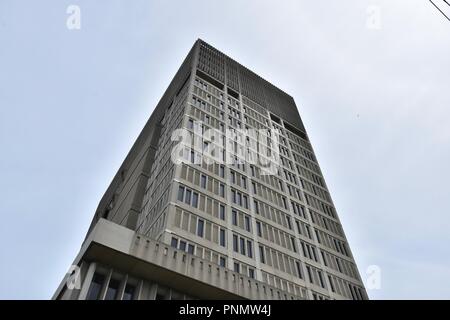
left=123, top=284, right=135, bottom=300
left=105, top=279, right=120, bottom=300
left=242, top=177, right=247, bottom=188
left=197, top=219, right=204, bottom=237
left=256, top=221, right=262, bottom=237
left=254, top=201, right=259, bottom=214
left=219, top=184, right=225, bottom=197
left=291, top=237, right=297, bottom=253
left=179, top=241, right=186, bottom=251
left=201, top=175, right=207, bottom=188
left=295, top=261, right=303, bottom=279
left=247, top=240, right=253, bottom=258
left=259, top=246, right=265, bottom=264
left=244, top=216, right=251, bottom=232
left=219, top=257, right=226, bottom=267
left=286, top=216, right=292, bottom=230
left=86, top=273, right=105, bottom=300
left=171, top=237, right=178, bottom=248
left=219, top=205, right=225, bottom=220
left=231, top=190, right=236, bottom=203
left=192, top=192, right=198, bottom=208
left=185, top=189, right=191, bottom=205
left=234, top=262, right=240, bottom=273
left=237, top=193, right=241, bottom=206
left=249, top=268, right=255, bottom=279
left=252, top=182, right=257, bottom=194
left=177, top=186, right=185, bottom=202
left=233, top=234, right=239, bottom=252
left=242, top=195, right=248, bottom=209
left=220, top=229, right=226, bottom=247
left=219, top=165, right=224, bottom=178
left=232, top=210, right=238, bottom=226
left=187, top=244, right=195, bottom=254
left=240, top=238, right=246, bottom=255
left=187, top=118, right=194, bottom=129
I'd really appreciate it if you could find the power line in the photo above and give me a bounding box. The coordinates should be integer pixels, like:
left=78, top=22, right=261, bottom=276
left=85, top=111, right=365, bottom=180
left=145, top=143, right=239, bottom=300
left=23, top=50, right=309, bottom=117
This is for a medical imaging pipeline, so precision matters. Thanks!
left=430, top=0, right=450, bottom=22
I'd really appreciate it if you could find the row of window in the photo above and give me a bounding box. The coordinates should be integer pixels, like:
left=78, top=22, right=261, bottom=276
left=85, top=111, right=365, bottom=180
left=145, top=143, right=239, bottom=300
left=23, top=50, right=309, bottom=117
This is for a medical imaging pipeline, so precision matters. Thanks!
left=232, top=233, right=254, bottom=258
left=256, top=220, right=297, bottom=253
left=87, top=272, right=136, bottom=300
left=173, top=207, right=226, bottom=247
left=170, top=236, right=227, bottom=267
left=180, top=163, right=225, bottom=199
left=176, top=185, right=226, bottom=221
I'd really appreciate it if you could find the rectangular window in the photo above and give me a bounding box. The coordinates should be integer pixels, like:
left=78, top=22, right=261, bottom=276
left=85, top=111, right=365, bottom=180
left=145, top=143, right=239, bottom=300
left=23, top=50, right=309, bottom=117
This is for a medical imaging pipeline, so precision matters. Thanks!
left=219, top=184, right=225, bottom=197
left=220, top=229, right=226, bottom=247
left=234, top=262, right=240, bottom=273
left=177, top=186, right=185, bottom=202
left=192, top=192, right=198, bottom=208
left=291, top=237, right=297, bottom=253
left=171, top=237, right=178, bottom=248
left=256, top=221, right=262, bottom=237
left=219, top=165, right=224, bottom=178
left=249, top=268, right=255, bottom=279
left=219, top=257, right=226, bottom=267
left=244, top=216, right=251, bottom=232
left=247, top=240, right=253, bottom=258
left=254, top=201, right=259, bottom=214
left=233, top=234, right=239, bottom=252
left=201, top=175, right=207, bottom=188
left=219, top=205, right=225, bottom=220
left=179, top=241, right=186, bottom=251
left=243, top=195, right=248, bottom=209
left=187, top=118, right=194, bottom=129
left=232, top=210, right=238, bottom=226
left=231, top=190, right=236, bottom=203
left=197, top=219, right=204, bottom=237
left=187, top=244, right=195, bottom=254
left=240, top=238, right=246, bottom=255
left=286, top=216, right=292, bottom=230
left=296, top=261, right=303, bottom=279
left=123, top=284, right=135, bottom=300
left=185, top=189, right=191, bottom=205
left=86, top=273, right=105, bottom=300
left=259, top=246, right=265, bottom=264
left=105, top=279, right=120, bottom=300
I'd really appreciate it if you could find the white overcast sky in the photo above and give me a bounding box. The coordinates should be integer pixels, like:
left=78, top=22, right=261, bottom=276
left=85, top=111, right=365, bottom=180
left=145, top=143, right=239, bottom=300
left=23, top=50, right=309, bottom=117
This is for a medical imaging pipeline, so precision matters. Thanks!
left=1, top=0, right=449, bottom=299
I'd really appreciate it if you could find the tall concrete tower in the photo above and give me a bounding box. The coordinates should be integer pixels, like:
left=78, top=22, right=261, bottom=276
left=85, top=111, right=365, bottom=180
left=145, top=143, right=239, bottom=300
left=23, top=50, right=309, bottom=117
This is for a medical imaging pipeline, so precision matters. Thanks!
left=53, top=39, right=367, bottom=301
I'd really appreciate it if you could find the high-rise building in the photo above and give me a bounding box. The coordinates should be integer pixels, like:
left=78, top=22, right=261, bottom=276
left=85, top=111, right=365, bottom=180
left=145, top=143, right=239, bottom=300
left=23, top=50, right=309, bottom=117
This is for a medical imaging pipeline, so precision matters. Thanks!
left=53, top=39, right=367, bottom=300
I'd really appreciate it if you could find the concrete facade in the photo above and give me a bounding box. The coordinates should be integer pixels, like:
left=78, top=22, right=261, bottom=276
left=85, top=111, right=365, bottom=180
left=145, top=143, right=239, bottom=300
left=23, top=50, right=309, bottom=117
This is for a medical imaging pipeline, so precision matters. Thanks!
left=53, top=39, right=367, bottom=300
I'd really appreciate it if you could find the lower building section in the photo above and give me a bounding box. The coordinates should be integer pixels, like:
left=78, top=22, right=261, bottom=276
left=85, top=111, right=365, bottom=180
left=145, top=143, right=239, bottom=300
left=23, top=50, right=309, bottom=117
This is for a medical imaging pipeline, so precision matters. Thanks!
left=53, top=219, right=304, bottom=300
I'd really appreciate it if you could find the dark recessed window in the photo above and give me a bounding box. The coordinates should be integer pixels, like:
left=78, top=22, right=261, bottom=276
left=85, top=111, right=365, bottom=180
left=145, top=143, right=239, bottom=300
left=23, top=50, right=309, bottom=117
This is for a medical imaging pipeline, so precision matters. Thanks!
left=105, top=278, right=120, bottom=300
left=219, top=205, right=225, bottom=220
left=177, top=186, right=185, bottom=202
left=86, top=273, right=105, bottom=300
left=171, top=237, right=178, bottom=248
left=185, top=189, right=191, bottom=205
left=122, top=283, right=135, bottom=300
left=220, top=229, right=226, bottom=247
left=197, top=219, right=204, bottom=237
left=192, top=192, right=198, bottom=208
